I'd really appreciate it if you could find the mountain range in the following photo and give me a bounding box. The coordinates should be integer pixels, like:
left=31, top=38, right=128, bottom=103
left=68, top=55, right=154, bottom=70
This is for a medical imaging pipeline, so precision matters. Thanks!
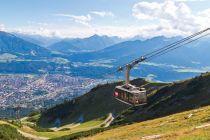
left=68, top=35, right=210, bottom=81
left=0, top=31, right=51, bottom=58
left=0, top=31, right=72, bottom=74
left=48, top=34, right=122, bottom=54
left=0, top=31, right=210, bottom=81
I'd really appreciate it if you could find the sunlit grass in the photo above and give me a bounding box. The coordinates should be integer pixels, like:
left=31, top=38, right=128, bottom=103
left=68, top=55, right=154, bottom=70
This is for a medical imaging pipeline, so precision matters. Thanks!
left=81, top=105, right=210, bottom=140
left=19, top=117, right=106, bottom=139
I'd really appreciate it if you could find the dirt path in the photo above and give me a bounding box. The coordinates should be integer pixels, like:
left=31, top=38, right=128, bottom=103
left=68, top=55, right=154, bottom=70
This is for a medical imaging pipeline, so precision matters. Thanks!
left=141, top=134, right=162, bottom=140
left=88, top=113, right=113, bottom=129
left=75, top=113, right=114, bottom=131
left=103, top=113, right=114, bottom=128
left=195, top=123, right=210, bottom=129
left=51, top=123, right=81, bottom=131
left=18, top=130, right=49, bottom=140
left=52, top=113, right=114, bottom=132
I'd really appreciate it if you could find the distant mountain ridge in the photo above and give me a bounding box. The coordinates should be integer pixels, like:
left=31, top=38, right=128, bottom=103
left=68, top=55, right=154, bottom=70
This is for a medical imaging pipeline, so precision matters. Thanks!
left=0, top=31, right=72, bottom=74
left=14, top=33, right=62, bottom=47
left=48, top=34, right=122, bottom=53
left=68, top=35, right=210, bottom=81
left=68, top=36, right=180, bottom=61
left=0, top=31, right=210, bottom=82
left=0, top=31, right=51, bottom=58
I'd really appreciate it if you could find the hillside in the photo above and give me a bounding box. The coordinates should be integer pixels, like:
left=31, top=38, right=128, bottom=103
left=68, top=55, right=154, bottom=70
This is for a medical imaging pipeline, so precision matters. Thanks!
left=79, top=104, right=210, bottom=140
left=0, top=31, right=73, bottom=74
left=0, top=31, right=51, bottom=58
left=37, top=79, right=166, bottom=127
left=0, top=124, right=28, bottom=140
left=48, top=72, right=210, bottom=140
left=36, top=72, right=210, bottom=139
left=0, top=72, right=209, bottom=139
left=48, top=41, right=80, bottom=54
left=112, top=72, right=210, bottom=125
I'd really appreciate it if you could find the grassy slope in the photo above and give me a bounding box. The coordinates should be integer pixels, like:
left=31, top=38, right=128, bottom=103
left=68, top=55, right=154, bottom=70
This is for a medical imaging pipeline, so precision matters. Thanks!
left=82, top=105, right=210, bottom=140
left=0, top=118, right=106, bottom=139
left=38, top=79, right=166, bottom=127
left=20, top=117, right=106, bottom=139
left=0, top=124, right=28, bottom=140
left=15, top=72, right=209, bottom=139
left=1, top=73, right=210, bottom=139
left=113, top=72, right=210, bottom=125
left=53, top=72, right=210, bottom=139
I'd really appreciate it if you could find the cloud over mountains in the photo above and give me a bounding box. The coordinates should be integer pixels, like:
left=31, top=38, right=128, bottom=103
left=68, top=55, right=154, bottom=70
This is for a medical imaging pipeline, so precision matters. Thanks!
left=132, top=1, right=210, bottom=37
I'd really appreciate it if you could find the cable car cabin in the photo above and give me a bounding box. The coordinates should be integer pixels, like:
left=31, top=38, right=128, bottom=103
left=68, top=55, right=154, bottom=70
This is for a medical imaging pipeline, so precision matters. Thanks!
left=114, top=84, right=147, bottom=106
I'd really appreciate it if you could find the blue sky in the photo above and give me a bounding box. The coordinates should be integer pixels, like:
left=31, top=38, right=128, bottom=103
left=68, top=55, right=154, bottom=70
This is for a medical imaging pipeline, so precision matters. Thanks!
left=0, top=0, right=210, bottom=38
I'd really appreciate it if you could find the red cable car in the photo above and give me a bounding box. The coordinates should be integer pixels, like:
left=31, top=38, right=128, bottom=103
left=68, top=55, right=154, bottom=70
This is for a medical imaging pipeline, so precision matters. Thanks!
left=114, top=61, right=147, bottom=106
left=114, top=84, right=147, bottom=106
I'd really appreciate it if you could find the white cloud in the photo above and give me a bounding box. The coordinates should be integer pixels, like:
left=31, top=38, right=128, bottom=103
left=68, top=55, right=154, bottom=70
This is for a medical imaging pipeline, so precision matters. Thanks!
left=198, top=8, right=210, bottom=18
left=55, top=14, right=92, bottom=26
left=132, top=1, right=210, bottom=37
left=145, top=74, right=157, bottom=81
left=90, top=11, right=114, bottom=17
left=0, top=23, right=5, bottom=31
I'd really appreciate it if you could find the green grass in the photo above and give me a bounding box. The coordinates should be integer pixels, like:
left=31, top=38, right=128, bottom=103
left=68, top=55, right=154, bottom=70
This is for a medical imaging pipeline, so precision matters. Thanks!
left=76, top=118, right=104, bottom=129
left=20, top=118, right=107, bottom=139
left=25, top=114, right=41, bottom=123
left=0, top=124, right=28, bottom=140
left=2, top=111, right=107, bottom=139
left=80, top=105, right=210, bottom=140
